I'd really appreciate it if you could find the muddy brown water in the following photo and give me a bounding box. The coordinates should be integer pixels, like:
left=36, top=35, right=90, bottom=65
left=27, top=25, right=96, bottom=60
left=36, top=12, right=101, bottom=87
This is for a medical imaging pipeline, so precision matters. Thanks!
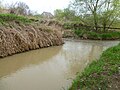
left=0, top=40, right=119, bottom=90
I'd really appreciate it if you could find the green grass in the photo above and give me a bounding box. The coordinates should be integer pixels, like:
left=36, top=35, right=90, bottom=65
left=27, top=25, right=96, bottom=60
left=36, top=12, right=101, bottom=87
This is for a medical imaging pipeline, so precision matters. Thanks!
left=63, top=21, right=84, bottom=29
left=69, top=44, right=120, bottom=90
left=74, top=29, right=120, bottom=40
left=0, top=14, right=32, bottom=24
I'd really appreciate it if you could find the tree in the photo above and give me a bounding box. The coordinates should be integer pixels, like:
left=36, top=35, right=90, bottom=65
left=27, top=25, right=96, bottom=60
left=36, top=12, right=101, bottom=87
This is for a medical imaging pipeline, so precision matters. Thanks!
left=54, top=9, right=65, bottom=20
left=16, top=2, right=29, bottom=15
left=8, top=2, right=30, bottom=15
left=54, top=8, right=77, bottom=21
left=100, top=0, right=120, bottom=31
left=71, top=0, right=120, bottom=31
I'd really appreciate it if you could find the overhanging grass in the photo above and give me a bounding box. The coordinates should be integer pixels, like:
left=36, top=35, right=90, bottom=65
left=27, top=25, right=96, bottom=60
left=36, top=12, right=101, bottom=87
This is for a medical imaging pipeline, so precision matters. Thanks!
left=0, top=14, right=32, bottom=24
left=69, top=44, right=120, bottom=90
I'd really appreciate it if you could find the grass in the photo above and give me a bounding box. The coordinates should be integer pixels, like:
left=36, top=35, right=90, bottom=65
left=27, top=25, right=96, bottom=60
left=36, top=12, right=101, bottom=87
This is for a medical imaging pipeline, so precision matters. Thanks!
left=0, top=13, right=32, bottom=24
left=63, top=21, right=84, bottom=29
left=74, top=29, right=120, bottom=40
left=69, top=44, right=120, bottom=90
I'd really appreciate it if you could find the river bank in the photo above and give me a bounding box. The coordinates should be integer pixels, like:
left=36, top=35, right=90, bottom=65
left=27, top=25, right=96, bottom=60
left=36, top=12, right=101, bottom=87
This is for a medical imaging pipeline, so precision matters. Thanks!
left=63, top=29, right=120, bottom=40
left=0, top=14, right=63, bottom=58
left=69, top=43, right=120, bottom=90
left=0, top=40, right=119, bottom=90
left=74, top=30, right=120, bottom=40
left=63, top=38, right=120, bottom=42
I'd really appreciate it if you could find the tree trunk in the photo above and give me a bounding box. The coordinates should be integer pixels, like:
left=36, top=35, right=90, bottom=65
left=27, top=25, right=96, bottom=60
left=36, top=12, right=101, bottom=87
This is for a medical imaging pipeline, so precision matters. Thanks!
left=103, top=24, right=106, bottom=32
left=93, top=12, right=98, bottom=31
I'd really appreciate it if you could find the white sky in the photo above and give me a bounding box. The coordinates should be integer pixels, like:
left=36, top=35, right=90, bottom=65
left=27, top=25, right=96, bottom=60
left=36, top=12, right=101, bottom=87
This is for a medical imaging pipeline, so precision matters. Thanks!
left=3, top=0, right=71, bottom=14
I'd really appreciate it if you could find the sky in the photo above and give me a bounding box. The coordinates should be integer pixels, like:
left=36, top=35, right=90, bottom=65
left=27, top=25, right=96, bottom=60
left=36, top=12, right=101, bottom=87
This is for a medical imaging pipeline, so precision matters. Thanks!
left=3, top=0, right=71, bottom=14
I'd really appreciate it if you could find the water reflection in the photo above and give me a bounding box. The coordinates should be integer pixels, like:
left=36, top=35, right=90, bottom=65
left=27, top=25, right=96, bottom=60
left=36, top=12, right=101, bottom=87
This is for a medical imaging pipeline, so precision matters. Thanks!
left=0, top=40, right=119, bottom=90
left=0, top=46, right=62, bottom=78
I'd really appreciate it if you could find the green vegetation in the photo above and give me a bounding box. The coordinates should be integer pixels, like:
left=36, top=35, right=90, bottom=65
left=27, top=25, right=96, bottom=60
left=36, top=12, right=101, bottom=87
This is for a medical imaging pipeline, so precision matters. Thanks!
left=0, top=0, right=38, bottom=22
left=70, top=0, right=120, bottom=31
left=69, top=44, right=120, bottom=90
left=54, top=0, right=120, bottom=89
left=63, top=22, right=75, bottom=29
left=62, top=21, right=120, bottom=40
left=54, top=8, right=81, bottom=22
left=62, top=21, right=85, bottom=30
left=0, top=14, right=32, bottom=24
left=74, top=29, right=120, bottom=40
left=54, top=0, right=120, bottom=40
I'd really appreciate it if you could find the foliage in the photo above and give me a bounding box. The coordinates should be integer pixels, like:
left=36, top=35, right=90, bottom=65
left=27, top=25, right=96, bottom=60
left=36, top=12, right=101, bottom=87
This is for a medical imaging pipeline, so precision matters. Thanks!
left=112, top=20, right=120, bottom=28
left=71, top=0, right=120, bottom=31
left=0, top=13, right=31, bottom=24
left=69, top=44, right=120, bottom=90
left=63, top=22, right=76, bottom=29
left=63, top=21, right=85, bottom=29
left=74, top=29, right=120, bottom=40
left=54, top=8, right=81, bottom=21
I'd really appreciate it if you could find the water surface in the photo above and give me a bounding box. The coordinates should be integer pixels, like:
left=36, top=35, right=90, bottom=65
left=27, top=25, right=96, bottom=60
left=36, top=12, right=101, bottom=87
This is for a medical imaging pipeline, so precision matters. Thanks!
left=0, top=40, right=119, bottom=90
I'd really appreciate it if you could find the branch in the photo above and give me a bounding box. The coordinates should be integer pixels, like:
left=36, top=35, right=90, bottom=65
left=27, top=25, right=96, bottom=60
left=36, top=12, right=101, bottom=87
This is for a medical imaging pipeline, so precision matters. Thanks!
left=108, top=14, right=119, bottom=28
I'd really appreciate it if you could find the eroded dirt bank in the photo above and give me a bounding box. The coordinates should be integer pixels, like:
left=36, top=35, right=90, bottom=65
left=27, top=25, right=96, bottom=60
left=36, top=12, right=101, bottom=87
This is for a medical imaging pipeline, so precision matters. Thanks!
left=0, top=22, right=63, bottom=57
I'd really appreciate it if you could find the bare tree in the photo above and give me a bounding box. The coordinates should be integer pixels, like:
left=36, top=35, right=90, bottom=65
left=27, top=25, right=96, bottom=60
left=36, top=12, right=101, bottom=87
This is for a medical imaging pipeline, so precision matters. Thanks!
left=8, top=1, right=30, bottom=15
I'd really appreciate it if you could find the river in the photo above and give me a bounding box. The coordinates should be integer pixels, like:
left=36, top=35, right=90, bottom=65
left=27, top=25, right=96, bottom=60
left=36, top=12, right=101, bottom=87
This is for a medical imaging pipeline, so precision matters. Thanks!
left=0, top=40, right=119, bottom=90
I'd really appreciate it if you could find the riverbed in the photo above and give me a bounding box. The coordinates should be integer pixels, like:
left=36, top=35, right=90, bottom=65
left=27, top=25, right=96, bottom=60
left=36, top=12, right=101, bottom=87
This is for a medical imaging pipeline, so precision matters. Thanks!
left=0, top=40, right=119, bottom=90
